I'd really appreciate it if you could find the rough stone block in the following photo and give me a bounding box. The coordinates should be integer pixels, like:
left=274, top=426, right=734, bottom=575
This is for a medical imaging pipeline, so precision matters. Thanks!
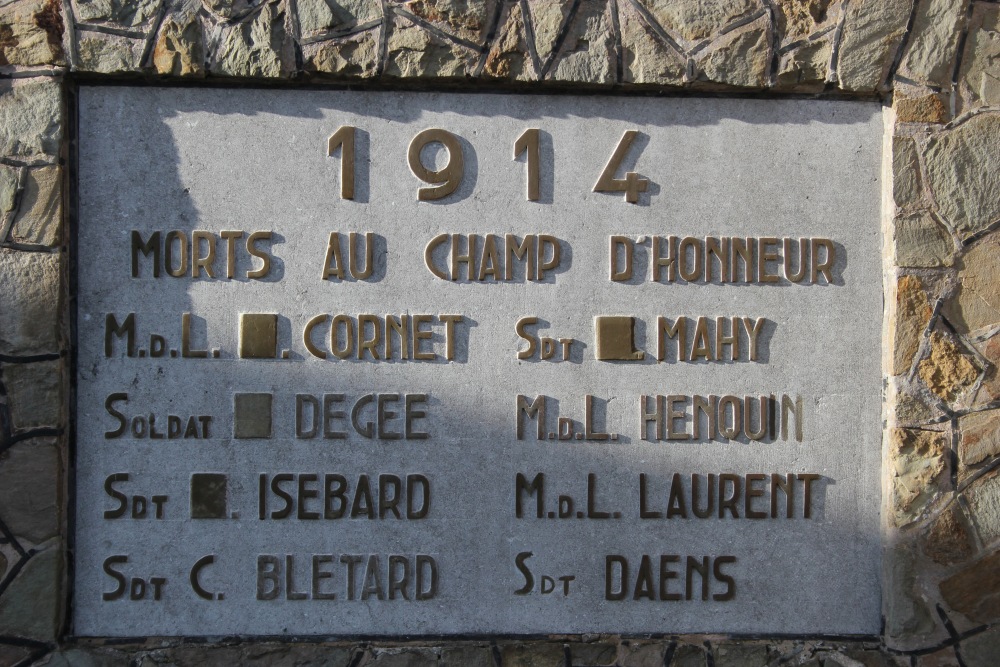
left=370, top=648, right=438, bottom=666
left=397, top=0, right=495, bottom=46
left=892, top=275, right=932, bottom=376
left=8, top=165, right=62, bottom=247
left=923, top=503, right=975, bottom=566
left=956, top=3, right=1000, bottom=113
left=0, top=358, right=62, bottom=429
left=890, top=427, right=949, bottom=526
left=548, top=0, right=617, bottom=85
left=635, top=0, right=759, bottom=41
left=672, top=644, right=708, bottom=667
left=303, top=27, right=380, bottom=78
left=886, top=543, right=936, bottom=639
left=961, top=626, right=1000, bottom=667
left=439, top=646, right=492, bottom=667
left=940, top=549, right=1000, bottom=623
left=893, top=212, right=955, bottom=268
left=296, top=0, right=381, bottom=37
left=892, top=136, right=923, bottom=209
left=697, top=21, right=770, bottom=89
left=917, top=331, right=979, bottom=404
left=526, top=0, right=574, bottom=67
left=482, top=2, right=535, bottom=81
left=775, top=39, right=832, bottom=90
left=837, top=0, right=911, bottom=91
left=76, top=34, right=145, bottom=73
left=943, top=230, right=1000, bottom=333
left=211, top=2, right=289, bottom=78
left=74, top=0, right=160, bottom=28
left=619, top=642, right=664, bottom=667
left=713, top=643, right=769, bottom=667
left=959, top=409, right=1000, bottom=469
left=0, top=545, right=60, bottom=640
left=966, top=469, right=1000, bottom=547
left=43, top=647, right=131, bottom=667
left=894, top=91, right=950, bottom=124
left=0, top=77, right=61, bottom=158
left=0, top=437, right=59, bottom=544
left=896, top=0, right=965, bottom=88
left=500, top=643, right=564, bottom=667
left=569, top=642, right=617, bottom=666
left=384, top=17, right=479, bottom=78
left=619, top=1, right=686, bottom=85
left=925, top=114, right=1000, bottom=241
left=153, top=13, right=205, bottom=77
left=0, top=0, right=65, bottom=66
left=0, top=248, right=61, bottom=356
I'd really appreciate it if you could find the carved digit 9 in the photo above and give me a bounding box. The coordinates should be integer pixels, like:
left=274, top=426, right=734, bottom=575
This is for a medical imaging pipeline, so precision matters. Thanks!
left=408, top=129, right=464, bottom=201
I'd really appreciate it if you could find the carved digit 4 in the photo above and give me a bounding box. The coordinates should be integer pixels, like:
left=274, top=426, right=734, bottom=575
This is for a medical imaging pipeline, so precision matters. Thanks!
left=593, top=130, right=649, bottom=204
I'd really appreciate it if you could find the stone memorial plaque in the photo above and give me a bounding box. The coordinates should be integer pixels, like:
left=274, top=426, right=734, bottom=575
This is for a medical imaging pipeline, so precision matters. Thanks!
left=74, top=87, right=883, bottom=637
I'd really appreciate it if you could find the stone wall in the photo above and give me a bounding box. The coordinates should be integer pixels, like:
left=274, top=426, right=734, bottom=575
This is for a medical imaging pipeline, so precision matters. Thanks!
left=0, top=0, right=998, bottom=665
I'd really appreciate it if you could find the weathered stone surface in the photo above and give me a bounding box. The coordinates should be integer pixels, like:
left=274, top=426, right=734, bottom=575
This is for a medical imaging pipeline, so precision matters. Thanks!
left=570, top=642, right=617, bottom=666
left=525, top=0, right=573, bottom=67
left=75, top=0, right=160, bottom=28
left=943, top=232, right=1000, bottom=333
left=384, top=16, right=478, bottom=78
left=9, top=166, right=61, bottom=246
left=440, top=646, right=492, bottom=667
left=500, top=644, right=564, bottom=667
left=713, top=643, right=769, bottom=666
left=202, top=0, right=266, bottom=22
left=0, top=78, right=61, bottom=158
left=890, top=427, right=949, bottom=526
left=0, top=438, right=59, bottom=543
left=42, top=647, right=130, bottom=667
left=959, top=409, right=1000, bottom=468
left=0, top=643, right=32, bottom=666
left=0, top=551, right=6, bottom=579
left=76, top=35, right=144, bottom=73
left=370, top=648, right=438, bottom=666
left=923, top=504, right=975, bottom=566
left=892, top=136, right=922, bottom=208
left=0, top=163, right=17, bottom=216
left=967, top=469, right=1000, bottom=546
left=972, top=332, right=1000, bottom=406
left=893, top=275, right=932, bottom=375
left=620, top=2, right=686, bottom=85
left=915, top=648, right=960, bottom=667
left=212, top=1, right=288, bottom=78
left=925, top=114, right=1000, bottom=241
left=837, top=0, right=910, bottom=91
left=894, top=92, right=950, bottom=124
left=918, top=331, right=979, bottom=403
left=672, top=644, right=707, bottom=667
left=0, top=0, right=65, bottom=66
left=303, top=27, right=380, bottom=77
left=0, top=359, right=62, bottom=429
left=0, top=248, right=61, bottom=356
left=153, top=13, right=205, bottom=77
left=894, top=212, right=955, bottom=268
left=956, top=4, right=1000, bottom=113
left=940, top=549, right=1000, bottom=623
left=962, top=626, right=1000, bottom=667
left=296, top=0, right=381, bottom=37
left=776, top=39, right=831, bottom=89
left=0, top=546, right=60, bottom=640
left=548, top=0, right=616, bottom=85
left=897, top=0, right=965, bottom=87
left=774, top=0, right=836, bottom=42
left=482, top=2, right=534, bottom=80
left=401, top=0, right=495, bottom=45
left=697, top=23, right=770, bottom=88
left=136, top=645, right=353, bottom=665
left=636, top=0, right=760, bottom=41
left=886, top=544, right=936, bottom=638
left=619, top=643, right=664, bottom=667
left=895, top=385, right=938, bottom=424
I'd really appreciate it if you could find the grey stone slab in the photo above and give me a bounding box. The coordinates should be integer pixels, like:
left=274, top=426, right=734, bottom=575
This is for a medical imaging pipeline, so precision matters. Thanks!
left=74, top=87, right=883, bottom=637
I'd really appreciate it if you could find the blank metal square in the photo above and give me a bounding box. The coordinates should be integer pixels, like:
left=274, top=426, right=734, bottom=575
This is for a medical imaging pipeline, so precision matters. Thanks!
left=233, top=393, right=273, bottom=438
left=239, top=313, right=277, bottom=359
left=594, top=316, right=644, bottom=361
left=190, top=473, right=227, bottom=519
